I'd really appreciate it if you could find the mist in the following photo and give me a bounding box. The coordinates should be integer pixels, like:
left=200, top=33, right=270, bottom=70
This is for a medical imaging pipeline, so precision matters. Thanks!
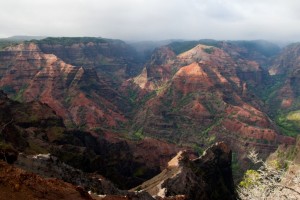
left=1, top=0, right=300, bottom=41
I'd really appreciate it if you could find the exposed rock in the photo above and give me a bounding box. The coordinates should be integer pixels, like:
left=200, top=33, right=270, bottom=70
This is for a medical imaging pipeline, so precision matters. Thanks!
left=0, top=160, right=93, bottom=200
left=0, top=41, right=129, bottom=129
left=0, top=90, right=186, bottom=191
left=131, top=142, right=237, bottom=200
left=95, top=192, right=155, bottom=200
left=130, top=42, right=294, bottom=168
left=1, top=89, right=192, bottom=192
left=51, top=131, right=192, bottom=189
left=268, top=43, right=300, bottom=110
left=35, top=37, right=142, bottom=79
left=15, top=153, right=121, bottom=195
left=0, top=38, right=297, bottom=189
left=0, top=146, right=18, bottom=164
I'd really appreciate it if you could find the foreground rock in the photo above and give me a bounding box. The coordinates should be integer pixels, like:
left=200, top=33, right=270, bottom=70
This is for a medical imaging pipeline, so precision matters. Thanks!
left=0, top=160, right=93, bottom=200
left=1, top=135, right=237, bottom=199
left=15, top=153, right=121, bottom=195
left=131, top=142, right=237, bottom=200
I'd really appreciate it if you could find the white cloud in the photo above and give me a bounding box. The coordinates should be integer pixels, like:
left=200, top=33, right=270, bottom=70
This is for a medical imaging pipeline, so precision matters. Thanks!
left=0, top=0, right=300, bottom=41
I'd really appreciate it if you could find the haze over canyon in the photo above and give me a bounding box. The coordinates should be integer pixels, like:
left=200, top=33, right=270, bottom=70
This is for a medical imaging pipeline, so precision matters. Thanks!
left=0, top=36, right=299, bottom=199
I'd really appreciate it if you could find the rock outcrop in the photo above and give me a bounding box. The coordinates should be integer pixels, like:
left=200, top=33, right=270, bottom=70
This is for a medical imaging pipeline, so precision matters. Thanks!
left=266, top=43, right=300, bottom=136
left=0, top=38, right=297, bottom=185
left=0, top=160, right=93, bottom=200
left=15, top=153, right=121, bottom=195
left=129, top=43, right=294, bottom=167
left=131, top=142, right=237, bottom=200
left=0, top=41, right=129, bottom=129
left=268, top=43, right=300, bottom=109
left=0, top=89, right=186, bottom=190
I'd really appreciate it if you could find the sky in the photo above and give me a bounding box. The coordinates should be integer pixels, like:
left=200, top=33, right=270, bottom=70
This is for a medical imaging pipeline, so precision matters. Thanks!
left=1, top=0, right=300, bottom=41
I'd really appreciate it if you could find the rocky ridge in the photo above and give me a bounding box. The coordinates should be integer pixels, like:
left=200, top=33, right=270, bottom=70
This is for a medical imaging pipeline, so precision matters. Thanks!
left=127, top=43, right=294, bottom=168
left=265, top=43, right=300, bottom=136
left=0, top=160, right=93, bottom=200
left=131, top=142, right=237, bottom=200
left=0, top=89, right=192, bottom=190
left=0, top=42, right=129, bottom=129
left=0, top=37, right=298, bottom=184
left=0, top=142, right=237, bottom=200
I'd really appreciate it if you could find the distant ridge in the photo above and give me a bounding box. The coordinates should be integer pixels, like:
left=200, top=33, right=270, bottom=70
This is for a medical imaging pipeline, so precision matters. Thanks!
left=0, top=35, right=46, bottom=41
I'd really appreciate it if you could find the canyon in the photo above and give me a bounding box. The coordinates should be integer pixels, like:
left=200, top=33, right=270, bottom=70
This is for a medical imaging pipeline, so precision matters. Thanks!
left=0, top=37, right=300, bottom=199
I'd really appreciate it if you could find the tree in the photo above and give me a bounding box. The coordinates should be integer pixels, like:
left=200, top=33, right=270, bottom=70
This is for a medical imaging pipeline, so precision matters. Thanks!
left=238, top=150, right=300, bottom=200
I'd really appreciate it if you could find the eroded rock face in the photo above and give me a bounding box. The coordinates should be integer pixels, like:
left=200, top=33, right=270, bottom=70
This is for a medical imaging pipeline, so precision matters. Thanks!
left=51, top=131, right=192, bottom=189
left=268, top=43, right=300, bottom=111
left=130, top=43, right=294, bottom=164
left=36, top=37, right=141, bottom=79
left=0, top=38, right=296, bottom=185
left=132, top=142, right=237, bottom=200
left=0, top=160, right=93, bottom=200
left=0, top=89, right=64, bottom=156
left=15, top=153, right=122, bottom=195
left=0, top=90, right=189, bottom=190
left=0, top=42, right=128, bottom=129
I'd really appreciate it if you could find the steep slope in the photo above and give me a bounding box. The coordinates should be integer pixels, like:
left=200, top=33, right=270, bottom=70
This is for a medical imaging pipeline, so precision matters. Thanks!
left=0, top=89, right=239, bottom=199
left=0, top=89, right=193, bottom=190
left=0, top=42, right=129, bottom=129
left=34, top=37, right=143, bottom=78
left=0, top=89, right=64, bottom=156
left=267, top=43, right=300, bottom=136
left=0, top=38, right=295, bottom=176
left=0, top=161, right=93, bottom=200
left=131, top=142, right=237, bottom=200
left=0, top=141, right=237, bottom=200
left=127, top=43, right=294, bottom=169
left=168, top=40, right=280, bottom=67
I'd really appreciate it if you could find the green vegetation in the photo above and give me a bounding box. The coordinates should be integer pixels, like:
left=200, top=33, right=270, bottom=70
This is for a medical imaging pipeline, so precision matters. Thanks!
left=0, top=84, right=29, bottom=102
left=0, top=141, right=14, bottom=151
left=139, top=91, right=156, bottom=105
left=200, top=118, right=223, bottom=137
left=203, top=47, right=214, bottom=54
left=0, top=85, right=15, bottom=94
left=232, top=152, right=243, bottom=178
left=32, top=37, right=109, bottom=46
left=25, top=141, right=48, bottom=154
left=0, top=40, right=19, bottom=50
left=79, top=80, right=99, bottom=94
left=239, top=169, right=260, bottom=188
left=0, top=36, right=43, bottom=50
left=56, top=149, right=91, bottom=171
left=276, top=113, right=299, bottom=137
left=238, top=149, right=300, bottom=199
left=127, top=88, right=138, bottom=103
left=168, top=39, right=280, bottom=57
left=46, top=127, right=65, bottom=142
left=192, top=144, right=204, bottom=155
left=246, top=73, right=299, bottom=137
left=132, top=128, right=144, bottom=140
left=287, top=110, right=300, bottom=121
left=155, top=83, right=170, bottom=96
left=171, top=93, right=194, bottom=112
left=276, top=144, right=298, bottom=163
left=13, top=84, right=28, bottom=102
left=246, top=74, right=285, bottom=104
left=168, top=39, right=220, bottom=55
left=230, top=40, right=280, bottom=58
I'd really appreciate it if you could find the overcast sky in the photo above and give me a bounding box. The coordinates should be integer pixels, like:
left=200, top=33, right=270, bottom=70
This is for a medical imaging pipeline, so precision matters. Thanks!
left=1, top=0, right=300, bottom=41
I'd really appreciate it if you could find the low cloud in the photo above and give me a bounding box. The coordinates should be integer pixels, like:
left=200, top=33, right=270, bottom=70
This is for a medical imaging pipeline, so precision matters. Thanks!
left=1, top=0, right=300, bottom=41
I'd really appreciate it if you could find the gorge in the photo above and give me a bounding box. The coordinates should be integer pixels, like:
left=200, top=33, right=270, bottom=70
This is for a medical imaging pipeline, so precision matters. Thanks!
left=0, top=37, right=300, bottom=199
